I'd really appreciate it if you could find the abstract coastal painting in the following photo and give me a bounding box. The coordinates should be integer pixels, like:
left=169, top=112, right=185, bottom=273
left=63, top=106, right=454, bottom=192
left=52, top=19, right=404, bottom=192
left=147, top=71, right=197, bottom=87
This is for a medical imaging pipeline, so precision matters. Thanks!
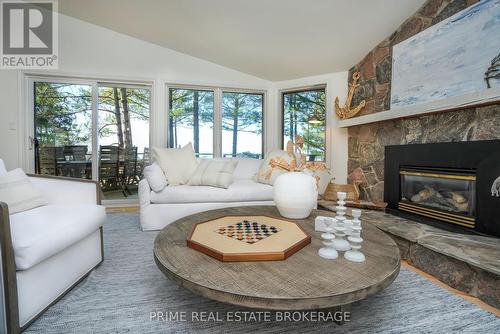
left=391, top=0, right=500, bottom=108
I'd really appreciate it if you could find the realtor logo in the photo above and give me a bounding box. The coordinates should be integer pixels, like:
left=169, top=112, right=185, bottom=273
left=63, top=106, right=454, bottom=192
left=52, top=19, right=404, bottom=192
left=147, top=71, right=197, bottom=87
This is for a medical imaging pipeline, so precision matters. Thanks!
left=1, top=0, right=58, bottom=69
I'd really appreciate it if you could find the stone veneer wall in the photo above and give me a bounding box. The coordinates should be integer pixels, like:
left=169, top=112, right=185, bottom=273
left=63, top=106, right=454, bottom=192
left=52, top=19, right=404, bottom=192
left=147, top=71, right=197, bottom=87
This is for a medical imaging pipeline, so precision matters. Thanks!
left=347, top=0, right=500, bottom=202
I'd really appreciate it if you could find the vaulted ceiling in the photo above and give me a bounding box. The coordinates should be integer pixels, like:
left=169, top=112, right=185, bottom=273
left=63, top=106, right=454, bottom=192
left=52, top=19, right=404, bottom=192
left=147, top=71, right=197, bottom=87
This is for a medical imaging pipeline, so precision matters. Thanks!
left=59, top=0, right=426, bottom=81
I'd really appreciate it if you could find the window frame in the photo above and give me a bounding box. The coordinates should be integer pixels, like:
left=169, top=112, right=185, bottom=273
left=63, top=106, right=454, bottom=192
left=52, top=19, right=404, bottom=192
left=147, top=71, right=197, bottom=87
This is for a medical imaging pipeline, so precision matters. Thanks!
left=167, top=84, right=266, bottom=158
left=280, top=84, right=327, bottom=161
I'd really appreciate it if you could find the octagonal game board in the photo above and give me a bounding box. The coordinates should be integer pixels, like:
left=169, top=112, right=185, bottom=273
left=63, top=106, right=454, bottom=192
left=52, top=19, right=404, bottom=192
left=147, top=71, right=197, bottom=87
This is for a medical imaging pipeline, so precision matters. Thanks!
left=186, top=215, right=311, bottom=262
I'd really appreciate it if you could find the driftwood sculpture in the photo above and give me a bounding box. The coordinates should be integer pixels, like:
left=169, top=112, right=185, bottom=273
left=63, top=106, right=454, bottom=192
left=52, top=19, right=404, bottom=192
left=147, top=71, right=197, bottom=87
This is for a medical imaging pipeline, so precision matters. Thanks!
left=335, top=72, right=366, bottom=119
left=264, top=135, right=328, bottom=187
left=485, top=53, right=500, bottom=88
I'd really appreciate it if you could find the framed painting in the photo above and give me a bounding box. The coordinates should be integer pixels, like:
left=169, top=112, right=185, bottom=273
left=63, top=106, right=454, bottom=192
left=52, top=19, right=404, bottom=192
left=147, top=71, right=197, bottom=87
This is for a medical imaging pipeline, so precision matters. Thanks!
left=391, top=0, right=500, bottom=109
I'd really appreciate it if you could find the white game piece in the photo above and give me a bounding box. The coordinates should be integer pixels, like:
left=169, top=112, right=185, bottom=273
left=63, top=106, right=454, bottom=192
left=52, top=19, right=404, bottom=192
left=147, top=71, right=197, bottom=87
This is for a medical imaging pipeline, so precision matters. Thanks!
left=331, top=192, right=351, bottom=252
left=344, top=236, right=365, bottom=262
left=351, top=209, right=362, bottom=224
left=318, top=217, right=338, bottom=259
left=332, top=223, right=351, bottom=251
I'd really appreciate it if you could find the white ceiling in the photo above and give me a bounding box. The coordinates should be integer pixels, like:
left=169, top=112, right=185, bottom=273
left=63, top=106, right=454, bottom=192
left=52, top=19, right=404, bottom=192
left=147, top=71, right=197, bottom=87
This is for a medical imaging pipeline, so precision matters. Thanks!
left=59, top=0, right=426, bottom=81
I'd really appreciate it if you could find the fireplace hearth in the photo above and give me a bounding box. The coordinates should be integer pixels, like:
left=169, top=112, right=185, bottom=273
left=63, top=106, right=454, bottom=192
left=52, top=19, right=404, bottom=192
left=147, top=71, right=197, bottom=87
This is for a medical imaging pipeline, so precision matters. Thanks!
left=385, top=140, right=500, bottom=237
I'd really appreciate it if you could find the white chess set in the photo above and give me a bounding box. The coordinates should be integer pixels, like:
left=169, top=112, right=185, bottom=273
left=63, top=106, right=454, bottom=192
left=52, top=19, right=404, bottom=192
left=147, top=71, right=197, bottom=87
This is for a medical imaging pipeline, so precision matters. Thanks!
left=315, top=191, right=366, bottom=262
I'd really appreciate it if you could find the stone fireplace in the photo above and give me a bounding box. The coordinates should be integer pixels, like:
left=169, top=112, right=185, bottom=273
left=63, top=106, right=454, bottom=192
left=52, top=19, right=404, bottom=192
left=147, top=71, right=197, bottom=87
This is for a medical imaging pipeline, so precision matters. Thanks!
left=347, top=106, right=500, bottom=203
left=384, top=140, right=500, bottom=237
left=345, top=0, right=500, bottom=204
left=337, top=0, right=500, bottom=310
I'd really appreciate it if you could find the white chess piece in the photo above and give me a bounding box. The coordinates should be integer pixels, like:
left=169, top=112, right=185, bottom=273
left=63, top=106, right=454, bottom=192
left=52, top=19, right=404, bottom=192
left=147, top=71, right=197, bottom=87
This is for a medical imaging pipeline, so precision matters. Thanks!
left=345, top=209, right=365, bottom=262
left=318, top=217, right=338, bottom=259
left=344, top=236, right=365, bottom=262
left=351, top=209, right=362, bottom=225
left=331, top=192, right=351, bottom=252
left=332, top=220, right=351, bottom=251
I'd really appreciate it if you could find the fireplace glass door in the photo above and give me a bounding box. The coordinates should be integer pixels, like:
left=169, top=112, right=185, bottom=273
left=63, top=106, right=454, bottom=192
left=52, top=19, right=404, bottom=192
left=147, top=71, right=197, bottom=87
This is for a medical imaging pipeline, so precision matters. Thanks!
left=399, top=168, right=476, bottom=228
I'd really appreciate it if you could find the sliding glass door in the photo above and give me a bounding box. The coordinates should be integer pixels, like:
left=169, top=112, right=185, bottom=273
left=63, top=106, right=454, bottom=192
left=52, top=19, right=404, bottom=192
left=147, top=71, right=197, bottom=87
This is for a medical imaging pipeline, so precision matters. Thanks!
left=34, top=82, right=93, bottom=179
left=98, top=85, right=151, bottom=200
left=32, top=78, right=151, bottom=202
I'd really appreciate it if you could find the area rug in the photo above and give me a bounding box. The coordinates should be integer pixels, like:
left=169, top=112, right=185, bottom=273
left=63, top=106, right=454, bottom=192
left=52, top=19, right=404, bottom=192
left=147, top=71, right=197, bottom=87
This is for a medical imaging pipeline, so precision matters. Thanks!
left=25, top=213, right=500, bottom=333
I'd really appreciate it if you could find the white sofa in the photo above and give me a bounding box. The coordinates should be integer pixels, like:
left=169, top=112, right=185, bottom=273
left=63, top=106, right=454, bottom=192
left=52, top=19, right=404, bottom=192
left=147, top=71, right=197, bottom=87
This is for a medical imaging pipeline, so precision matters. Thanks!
left=139, top=158, right=274, bottom=231
left=0, top=159, right=106, bottom=333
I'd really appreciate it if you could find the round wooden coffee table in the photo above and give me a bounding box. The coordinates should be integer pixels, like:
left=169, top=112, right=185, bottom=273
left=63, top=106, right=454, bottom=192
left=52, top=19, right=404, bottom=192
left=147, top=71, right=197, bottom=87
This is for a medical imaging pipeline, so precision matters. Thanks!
left=154, top=206, right=400, bottom=311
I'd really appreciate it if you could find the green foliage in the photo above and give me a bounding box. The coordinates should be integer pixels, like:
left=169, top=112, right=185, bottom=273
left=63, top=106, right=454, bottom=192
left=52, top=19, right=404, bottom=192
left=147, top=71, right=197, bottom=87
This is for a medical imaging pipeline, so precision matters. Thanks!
left=168, top=89, right=214, bottom=150
left=35, top=83, right=151, bottom=148
left=222, top=92, right=263, bottom=156
left=221, top=92, right=263, bottom=134
left=35, top=82, right=92, bottom=146
left=168, top=89, right=263, bottom=156
left=98, top=86, right=150, bottom=146
left=236, top=151, right=261, bottom=159
left=169, top=89, right=214, bottom=125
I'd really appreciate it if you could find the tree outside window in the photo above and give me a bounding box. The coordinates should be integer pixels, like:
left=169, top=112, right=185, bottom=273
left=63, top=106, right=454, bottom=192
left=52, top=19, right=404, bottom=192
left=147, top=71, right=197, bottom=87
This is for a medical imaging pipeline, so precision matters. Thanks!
left=168, top=88, right=264, bottom=159
left=168, top=88, right=214, bottom=157
left=282, top=88, right=326, bottom=161
left=222, top=92, right=263, bottom=158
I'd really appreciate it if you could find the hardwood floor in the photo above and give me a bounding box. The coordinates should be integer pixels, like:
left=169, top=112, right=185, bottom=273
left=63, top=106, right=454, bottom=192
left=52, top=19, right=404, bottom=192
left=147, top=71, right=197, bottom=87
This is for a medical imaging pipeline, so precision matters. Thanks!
left=106, top=206, right=139, bottom=214
left=104, top=206, right=500, bottom=316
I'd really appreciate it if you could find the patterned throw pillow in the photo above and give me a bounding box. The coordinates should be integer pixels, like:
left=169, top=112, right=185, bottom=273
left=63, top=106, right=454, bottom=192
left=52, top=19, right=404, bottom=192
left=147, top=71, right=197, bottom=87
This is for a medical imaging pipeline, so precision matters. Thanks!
left=256, top=150, right=293, bottom=185
left=0, top=169, right=48, bottom=214
left=188, top=159, right=238, bottom=189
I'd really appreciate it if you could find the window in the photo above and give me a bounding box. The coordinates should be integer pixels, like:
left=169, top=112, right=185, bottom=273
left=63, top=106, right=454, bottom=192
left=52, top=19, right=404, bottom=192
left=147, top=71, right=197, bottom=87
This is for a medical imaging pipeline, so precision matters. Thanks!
left=168, top=86, right=265, bottom=158
left=168, top=88, right=214, bottom=157
left=32, top=79, right=151, bottom=202
left=282, top=87, right=326, bottom=161
left=222, top=92, right=263, bottom=158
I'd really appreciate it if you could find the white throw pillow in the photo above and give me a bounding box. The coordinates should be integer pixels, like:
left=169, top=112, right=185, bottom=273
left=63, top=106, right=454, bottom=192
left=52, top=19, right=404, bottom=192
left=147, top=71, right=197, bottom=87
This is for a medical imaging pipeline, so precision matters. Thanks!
left=314, top=168, right=332, bottom=195
left=303, top=167, right=332, bottom=195
left=188, top=159, right=238, bottom=189
left=232, top=158, right=262, bottom=180
left=256, top=150, right=293, bottom=185
left=0, top=169, right=48, bottom=214
left=152, top=143, right=198, bottom=185
left=143, top=163, right=168, bottom=192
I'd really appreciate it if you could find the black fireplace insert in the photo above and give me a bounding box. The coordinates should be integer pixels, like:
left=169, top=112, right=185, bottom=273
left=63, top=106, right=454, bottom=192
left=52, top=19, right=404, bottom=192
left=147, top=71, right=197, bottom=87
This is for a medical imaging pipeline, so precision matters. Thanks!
left=384, top=140, right=500, bottom=237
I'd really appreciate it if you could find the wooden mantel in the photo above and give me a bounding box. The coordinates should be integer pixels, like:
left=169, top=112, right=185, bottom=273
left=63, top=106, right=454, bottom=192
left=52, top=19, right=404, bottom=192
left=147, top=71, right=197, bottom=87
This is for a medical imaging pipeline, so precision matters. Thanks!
left=338, top=87, right=500, bottom=128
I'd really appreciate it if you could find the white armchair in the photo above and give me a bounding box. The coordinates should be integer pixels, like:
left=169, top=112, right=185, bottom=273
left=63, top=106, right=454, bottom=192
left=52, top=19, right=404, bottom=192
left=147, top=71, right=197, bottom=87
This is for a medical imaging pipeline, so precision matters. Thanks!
left=0, top=159, right=105, bottom=333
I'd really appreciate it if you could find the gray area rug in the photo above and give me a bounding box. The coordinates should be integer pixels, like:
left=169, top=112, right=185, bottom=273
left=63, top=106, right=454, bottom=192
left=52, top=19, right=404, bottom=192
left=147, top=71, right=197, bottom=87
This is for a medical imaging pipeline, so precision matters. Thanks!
left=25, top=213, right=500, bottom=333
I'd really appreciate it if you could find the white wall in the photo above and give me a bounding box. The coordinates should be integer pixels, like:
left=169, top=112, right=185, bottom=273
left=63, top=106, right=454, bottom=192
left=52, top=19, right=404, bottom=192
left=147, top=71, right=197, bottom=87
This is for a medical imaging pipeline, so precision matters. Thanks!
left=272, top=72, right=349, bottom=183
left=0, top=14, right=349, bottom=182
left=0, top=70, right=19, bottom=170
left=0, top=14, right=272, bottom=170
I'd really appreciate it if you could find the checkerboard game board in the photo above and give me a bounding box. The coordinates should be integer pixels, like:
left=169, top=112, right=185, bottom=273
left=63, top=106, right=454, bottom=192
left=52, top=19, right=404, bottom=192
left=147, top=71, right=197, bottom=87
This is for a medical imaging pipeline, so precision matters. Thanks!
left=215, top=220, right=281, bottom=244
